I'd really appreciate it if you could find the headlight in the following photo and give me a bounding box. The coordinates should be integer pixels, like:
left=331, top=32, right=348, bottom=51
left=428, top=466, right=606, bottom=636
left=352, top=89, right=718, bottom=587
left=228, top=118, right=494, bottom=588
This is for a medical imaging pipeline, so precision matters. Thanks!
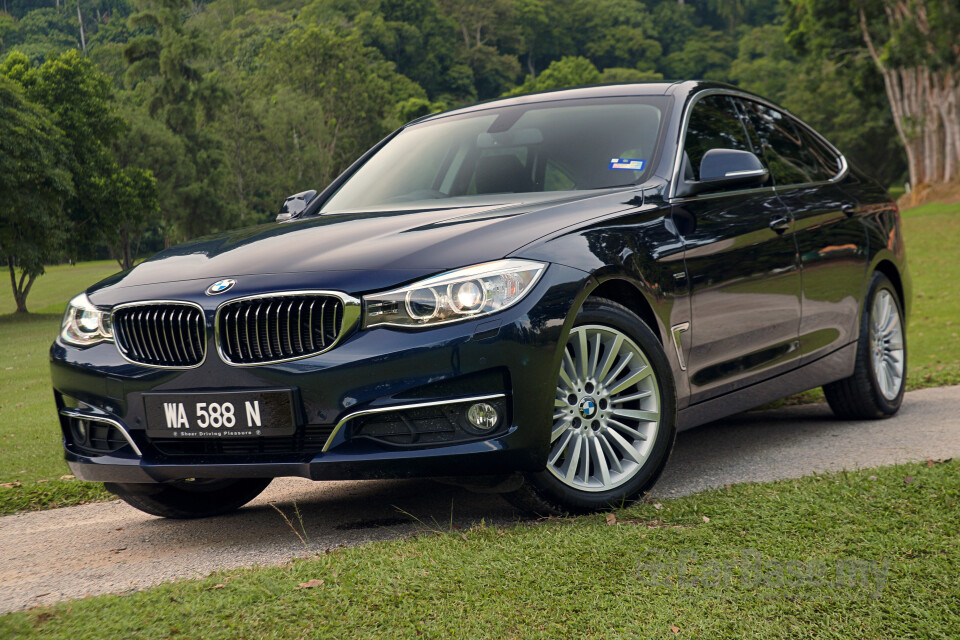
left=61, top=293, right=113, bottom=346
left=363, top=259, right=547, bottom=328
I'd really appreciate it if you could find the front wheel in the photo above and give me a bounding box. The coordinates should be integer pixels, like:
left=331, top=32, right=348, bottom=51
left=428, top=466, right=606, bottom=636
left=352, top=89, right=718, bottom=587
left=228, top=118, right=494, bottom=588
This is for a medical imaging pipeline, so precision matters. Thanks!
left=504, top=298, right=676, bottom=515
left=104, top=478, right=272, bottom=519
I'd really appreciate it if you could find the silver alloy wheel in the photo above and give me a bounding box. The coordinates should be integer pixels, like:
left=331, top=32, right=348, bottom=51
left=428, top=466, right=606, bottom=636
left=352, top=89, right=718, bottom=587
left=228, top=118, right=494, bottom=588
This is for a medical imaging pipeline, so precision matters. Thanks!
left=548, top=324, right=661, bottom=492
left=870, top=289, right=905, bottom=401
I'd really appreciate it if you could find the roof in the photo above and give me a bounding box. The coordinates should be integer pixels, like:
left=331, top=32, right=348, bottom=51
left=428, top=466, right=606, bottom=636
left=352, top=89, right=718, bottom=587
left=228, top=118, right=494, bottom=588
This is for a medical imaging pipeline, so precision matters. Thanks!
left=408, top=81, right=747, bottom=127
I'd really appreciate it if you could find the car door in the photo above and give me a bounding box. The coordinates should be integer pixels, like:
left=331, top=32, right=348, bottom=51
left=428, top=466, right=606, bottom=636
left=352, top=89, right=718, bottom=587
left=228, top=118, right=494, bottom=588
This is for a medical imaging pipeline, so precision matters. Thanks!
left=736, top=98, right=868, bottom=364
left=673, top=94, right=803, bottom=404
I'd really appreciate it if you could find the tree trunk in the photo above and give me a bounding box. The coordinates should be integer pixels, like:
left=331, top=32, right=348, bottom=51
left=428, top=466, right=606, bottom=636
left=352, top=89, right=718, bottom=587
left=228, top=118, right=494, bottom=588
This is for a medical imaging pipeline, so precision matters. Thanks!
left=122, top=230, right=134, bottom=271
left=233, top=138, right=245, bottom=221
left=858, top=4, right=959, bottom=188
left=7, top=258, right=35, bottom=314
left=77, top=1, right=87, bottom=53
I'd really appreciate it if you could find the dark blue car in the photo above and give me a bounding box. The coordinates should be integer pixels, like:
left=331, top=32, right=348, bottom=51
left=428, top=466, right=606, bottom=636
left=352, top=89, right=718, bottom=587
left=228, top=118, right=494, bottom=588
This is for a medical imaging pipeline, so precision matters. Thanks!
left=51, top=82, right=910, bottom=517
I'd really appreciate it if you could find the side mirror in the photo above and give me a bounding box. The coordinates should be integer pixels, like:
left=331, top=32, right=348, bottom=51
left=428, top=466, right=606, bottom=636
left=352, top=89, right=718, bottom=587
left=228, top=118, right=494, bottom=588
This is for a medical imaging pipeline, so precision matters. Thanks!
left=676, top=149, right=769, bottom=197
left=276, top=190, right=318, bottom=222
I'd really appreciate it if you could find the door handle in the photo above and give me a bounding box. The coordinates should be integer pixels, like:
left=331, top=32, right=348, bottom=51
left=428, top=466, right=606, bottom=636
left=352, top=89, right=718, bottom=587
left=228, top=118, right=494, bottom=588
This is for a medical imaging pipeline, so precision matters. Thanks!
left=769, top=216, right=791, bottom=234
left=841, top=202, right=857, bottom=218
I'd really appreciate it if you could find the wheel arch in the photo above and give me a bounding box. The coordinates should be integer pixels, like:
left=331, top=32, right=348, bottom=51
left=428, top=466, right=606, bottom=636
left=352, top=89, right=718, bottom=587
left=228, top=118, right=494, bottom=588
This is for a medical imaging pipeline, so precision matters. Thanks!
left=874, top=259, right=905, bottom=312
left=867, top=253, right=911, bottom=326
left=586, top=277, right=664, bottom=345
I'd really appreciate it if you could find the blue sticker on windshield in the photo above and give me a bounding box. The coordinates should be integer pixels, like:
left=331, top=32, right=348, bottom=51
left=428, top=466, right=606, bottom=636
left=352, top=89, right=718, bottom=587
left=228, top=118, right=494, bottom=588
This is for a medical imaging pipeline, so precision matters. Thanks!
left=609, top=158, right=646, bottom=171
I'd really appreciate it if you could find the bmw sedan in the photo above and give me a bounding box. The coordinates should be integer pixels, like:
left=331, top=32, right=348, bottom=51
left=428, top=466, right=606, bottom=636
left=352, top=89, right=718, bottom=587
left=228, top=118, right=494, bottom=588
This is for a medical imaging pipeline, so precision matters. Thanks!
left=51, top=81, right=910, bottom=517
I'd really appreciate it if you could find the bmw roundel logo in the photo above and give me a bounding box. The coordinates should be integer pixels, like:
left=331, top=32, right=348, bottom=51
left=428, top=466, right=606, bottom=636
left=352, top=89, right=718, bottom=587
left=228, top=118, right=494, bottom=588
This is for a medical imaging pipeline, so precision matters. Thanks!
left=205, top=279, right=236, bottom=296
left=578, top=397, right=598, bottom=419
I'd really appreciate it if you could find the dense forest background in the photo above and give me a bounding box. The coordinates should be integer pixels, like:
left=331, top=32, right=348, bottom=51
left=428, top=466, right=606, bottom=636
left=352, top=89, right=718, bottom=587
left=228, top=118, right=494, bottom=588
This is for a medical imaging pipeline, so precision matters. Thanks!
left=1, top=0, right=956, bottom=310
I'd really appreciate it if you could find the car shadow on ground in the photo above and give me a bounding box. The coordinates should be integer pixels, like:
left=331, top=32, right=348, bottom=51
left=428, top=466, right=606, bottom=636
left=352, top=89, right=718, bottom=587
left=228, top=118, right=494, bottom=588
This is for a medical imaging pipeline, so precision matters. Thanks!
left=129, top=401, right=851, bottom=547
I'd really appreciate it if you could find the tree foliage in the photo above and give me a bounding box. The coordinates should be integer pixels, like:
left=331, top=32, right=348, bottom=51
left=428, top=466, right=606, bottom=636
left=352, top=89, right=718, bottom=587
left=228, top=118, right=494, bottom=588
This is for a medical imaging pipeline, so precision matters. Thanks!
left=0, top=0, right=929, bottom=306
left=0, top=74, right=72, bottom=312
left=786, top=0, right=960, bottom=187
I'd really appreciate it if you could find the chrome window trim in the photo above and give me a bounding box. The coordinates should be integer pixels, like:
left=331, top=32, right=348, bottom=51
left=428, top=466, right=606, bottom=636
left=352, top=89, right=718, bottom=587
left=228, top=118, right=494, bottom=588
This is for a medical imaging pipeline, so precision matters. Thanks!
left=321, top=393, right=507, bottom=452
left=111, top=300, right=207, bottom=370
left=667, top=88, right=849, bottom=204
left=214, top=290, right=362, bottom=367
left=60, top=408, right=143, bottom=457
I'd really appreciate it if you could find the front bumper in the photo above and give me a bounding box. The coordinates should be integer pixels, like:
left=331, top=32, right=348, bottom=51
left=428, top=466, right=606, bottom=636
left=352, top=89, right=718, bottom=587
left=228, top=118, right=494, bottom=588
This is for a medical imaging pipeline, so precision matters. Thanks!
left=51, top=264, right=587, bottom=483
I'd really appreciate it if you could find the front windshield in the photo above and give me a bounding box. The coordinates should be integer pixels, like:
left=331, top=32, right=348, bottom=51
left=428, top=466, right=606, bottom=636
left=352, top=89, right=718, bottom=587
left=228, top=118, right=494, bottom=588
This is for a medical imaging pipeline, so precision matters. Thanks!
left=320, top=96, right=668, bottom=213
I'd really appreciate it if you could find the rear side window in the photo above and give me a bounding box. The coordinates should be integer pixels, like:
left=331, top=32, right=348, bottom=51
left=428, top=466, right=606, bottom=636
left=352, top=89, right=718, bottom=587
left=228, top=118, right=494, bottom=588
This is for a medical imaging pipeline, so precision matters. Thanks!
left=797, top=126, right=842, bottom=181
left=682, top=95, right=752, bottom=182
left=737, top=98, right=814, bottom=186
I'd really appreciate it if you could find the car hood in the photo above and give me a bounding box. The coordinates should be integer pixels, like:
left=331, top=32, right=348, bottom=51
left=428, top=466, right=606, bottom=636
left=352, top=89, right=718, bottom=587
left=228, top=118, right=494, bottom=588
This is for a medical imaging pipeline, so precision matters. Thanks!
left=89, top=189, right=638, bottom=300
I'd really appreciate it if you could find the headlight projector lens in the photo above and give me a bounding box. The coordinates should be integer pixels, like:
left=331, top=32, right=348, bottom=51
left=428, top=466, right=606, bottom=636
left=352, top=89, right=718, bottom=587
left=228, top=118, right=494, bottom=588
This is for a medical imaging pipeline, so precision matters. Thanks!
left=452, top=281, right=484, bottom=312
left=405, top=288, right=439, bottom=320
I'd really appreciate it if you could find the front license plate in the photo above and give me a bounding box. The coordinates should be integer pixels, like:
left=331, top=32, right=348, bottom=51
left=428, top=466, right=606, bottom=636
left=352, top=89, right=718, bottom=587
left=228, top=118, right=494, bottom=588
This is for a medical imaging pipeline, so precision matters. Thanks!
left=143, top=390, right=297, bottom=438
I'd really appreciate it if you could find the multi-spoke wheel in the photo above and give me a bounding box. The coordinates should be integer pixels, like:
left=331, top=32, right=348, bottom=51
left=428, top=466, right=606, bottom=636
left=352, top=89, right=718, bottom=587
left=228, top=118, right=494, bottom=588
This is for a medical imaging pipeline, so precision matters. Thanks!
left=548, top=325, right=661, bottom=492
left=869, top=289, right=905, bottom=400
left=504, top=297, right=676, bottom=515
left=824, top=272, right=907, bottom=419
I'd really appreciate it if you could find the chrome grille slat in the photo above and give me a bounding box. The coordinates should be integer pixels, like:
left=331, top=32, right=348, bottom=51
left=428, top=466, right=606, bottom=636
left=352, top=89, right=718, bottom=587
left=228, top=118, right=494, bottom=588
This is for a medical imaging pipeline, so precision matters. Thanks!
left=232, top=307, right=243, bottom=358
left=295, top=301, right=304, bottom=352
left=268, top=301, right=281, bottom=357
left=318, top=300, right=326, bottom=349
left=283, top=300, right=293, bottom=356
left=112, top=303, right=205, bottom=368
left=138, top=310, right=157, bottom=361
left=184, top=311, right=198, bottom=362
left=253, top=306, right=266, bottom=357
left=217, top=294, right=346, bottom=365
left=169, top=310, right=184, bottom=362
left=307, top=300, right=316, bottom=351
left=157, top=310, right=173, bottom=362
left=192, top=312, right=204, bottom=360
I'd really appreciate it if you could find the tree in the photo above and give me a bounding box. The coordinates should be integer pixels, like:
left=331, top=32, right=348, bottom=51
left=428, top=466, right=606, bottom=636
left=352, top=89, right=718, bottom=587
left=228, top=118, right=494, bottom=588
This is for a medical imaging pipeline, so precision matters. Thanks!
left=505, top=56, right=601, bottom=96
left=7, top=49, right=127, bottom=258
left=95, top=166, right=160, bottom=270
left=566, top=0, right=662, bottom=72
left=662, top=27, right=737, bottom=81
left=0, top=75, right=73, bottom=313
left=260, top=25, right=427, bottom=185
left=437, top=0, right=522, bottom=98
left=787, top=0, right=960, bottom=187
left=124, top=0, right=233, bottom=240
left=5, top=8, right=78, bottom=62
left=731, top=24, right=905, bottom=187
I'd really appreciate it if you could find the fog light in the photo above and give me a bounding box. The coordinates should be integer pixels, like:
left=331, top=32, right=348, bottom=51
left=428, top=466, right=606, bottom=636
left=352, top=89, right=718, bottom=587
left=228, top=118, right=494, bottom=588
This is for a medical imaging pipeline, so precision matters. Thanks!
left=467, top=403, right=499, bottom=431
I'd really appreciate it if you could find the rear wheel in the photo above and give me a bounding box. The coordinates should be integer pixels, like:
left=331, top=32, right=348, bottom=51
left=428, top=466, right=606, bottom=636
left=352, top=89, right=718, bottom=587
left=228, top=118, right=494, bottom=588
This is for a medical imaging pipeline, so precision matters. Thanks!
left=823, top=272, right=906, bottom=419
left=105, top=478, right=272, bottom=519
left=504, top=298, right=676, bottom=515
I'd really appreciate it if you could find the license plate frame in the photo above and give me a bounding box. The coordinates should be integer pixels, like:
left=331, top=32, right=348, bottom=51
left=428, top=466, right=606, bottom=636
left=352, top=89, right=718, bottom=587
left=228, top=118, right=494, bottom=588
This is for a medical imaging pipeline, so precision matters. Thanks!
left=143, top=389, right=297, bottom=438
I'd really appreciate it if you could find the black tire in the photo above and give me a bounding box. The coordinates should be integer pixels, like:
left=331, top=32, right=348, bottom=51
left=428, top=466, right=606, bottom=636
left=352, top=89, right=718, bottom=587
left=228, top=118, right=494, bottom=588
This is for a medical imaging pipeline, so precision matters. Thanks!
left=104, top=478, right=272, bottom=519
left=503, top=297, right=677, bottom=516
left=823, top=271, right=906, bottom=419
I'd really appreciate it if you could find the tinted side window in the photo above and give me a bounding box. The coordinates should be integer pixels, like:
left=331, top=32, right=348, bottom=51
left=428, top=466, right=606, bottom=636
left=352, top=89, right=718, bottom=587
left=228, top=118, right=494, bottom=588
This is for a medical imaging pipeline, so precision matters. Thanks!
left=683, top=95, right=752, bottom=182
left=738, top=99, right=814, bottom=186
left=797, top=126, right=842, bottom=181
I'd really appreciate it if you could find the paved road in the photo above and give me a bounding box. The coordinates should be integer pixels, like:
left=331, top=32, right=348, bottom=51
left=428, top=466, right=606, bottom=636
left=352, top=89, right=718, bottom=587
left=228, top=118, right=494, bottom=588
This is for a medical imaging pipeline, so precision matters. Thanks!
left=2, top=386, right=958, bottom=613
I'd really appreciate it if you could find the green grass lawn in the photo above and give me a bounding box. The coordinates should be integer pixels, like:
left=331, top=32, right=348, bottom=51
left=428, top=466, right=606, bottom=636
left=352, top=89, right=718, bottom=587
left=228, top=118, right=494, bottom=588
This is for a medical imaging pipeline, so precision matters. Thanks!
left=0, top=261, right=121, bottom=511
left=2, top=459, right=957, bottom=638
left=0, top=203, right=958, bottom=515
left=901, top=203, right=960, bottom=389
